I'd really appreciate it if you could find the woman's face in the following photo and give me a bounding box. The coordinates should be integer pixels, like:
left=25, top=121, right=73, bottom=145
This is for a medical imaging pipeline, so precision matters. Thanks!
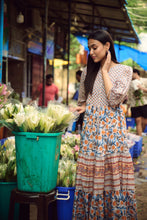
left=88, top=39, right=107, bottom=63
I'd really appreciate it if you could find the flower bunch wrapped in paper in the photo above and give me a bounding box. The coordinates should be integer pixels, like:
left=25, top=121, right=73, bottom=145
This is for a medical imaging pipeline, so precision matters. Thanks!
left=0, top=137, right=16, bottom=182
left=0, top=102, right=75, bottom=133
left=131, top=79, right=144, bottom=106
left=0, top=83, right=12, bottom=109
left=57, top=159, right=77, bottom=187
left=57, top=132, right=80, bottom=187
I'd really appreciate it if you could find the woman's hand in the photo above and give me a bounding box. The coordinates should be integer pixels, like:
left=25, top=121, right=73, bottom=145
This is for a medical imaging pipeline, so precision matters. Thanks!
left=75, top=105, right=86, bottom=114
left=137, top=84, right=147, bottom=92
left=101, top=51, right=111, bottom=74
left=73, top=103, right=86, bottom=114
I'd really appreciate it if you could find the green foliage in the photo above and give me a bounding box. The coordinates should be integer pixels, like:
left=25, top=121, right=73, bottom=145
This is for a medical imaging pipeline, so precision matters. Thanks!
left=126, top=0, right=147, bottom=33
left=69, top=34, right=81, bottom=70
left=121, top=58, right=143, bottom=71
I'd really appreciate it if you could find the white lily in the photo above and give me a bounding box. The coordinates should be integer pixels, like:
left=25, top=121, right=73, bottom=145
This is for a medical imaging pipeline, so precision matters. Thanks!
left=25, top=112, right=40, bottom=131
left=14, top=112, right=26, bottom=127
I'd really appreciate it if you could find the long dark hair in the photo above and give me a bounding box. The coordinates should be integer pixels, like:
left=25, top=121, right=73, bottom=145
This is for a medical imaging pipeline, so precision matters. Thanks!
left=84, top=30, right=118, bottom=98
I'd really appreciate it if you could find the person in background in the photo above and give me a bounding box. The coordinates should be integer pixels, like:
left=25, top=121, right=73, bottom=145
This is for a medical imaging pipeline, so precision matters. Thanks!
left=33, top=74, right=59, bottom=107
left=72, top=70, right=82, bottom=101
left=127, top=68, right=147, bottom=136
left=72, top=29, right=137, bottom=219
left=73, top=70, right=85, bottom=131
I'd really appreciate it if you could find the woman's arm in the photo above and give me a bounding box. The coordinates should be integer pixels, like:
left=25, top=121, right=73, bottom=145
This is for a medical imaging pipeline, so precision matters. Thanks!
left=101, top=51, right=113, bottom=99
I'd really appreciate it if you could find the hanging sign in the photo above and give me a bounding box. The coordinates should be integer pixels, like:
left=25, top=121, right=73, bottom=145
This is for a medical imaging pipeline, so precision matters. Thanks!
left=0, top=0, right=4, bottom=82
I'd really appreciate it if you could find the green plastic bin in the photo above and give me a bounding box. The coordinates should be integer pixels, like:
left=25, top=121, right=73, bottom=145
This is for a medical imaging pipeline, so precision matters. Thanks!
left=13, top=132, right=63, bottom=193
left=0, top=182, right=19, bottom=220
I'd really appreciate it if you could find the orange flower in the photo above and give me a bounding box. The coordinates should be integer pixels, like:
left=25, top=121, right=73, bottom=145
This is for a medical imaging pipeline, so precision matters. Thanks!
left=113, top=128, right=117, bottom=133
left=112, top=145, right=115, bottom=150
left=84, top=140, right=88, bottom=144
left=110, top=134, right=114, bottom=139
left=118, top=122, right=121, bottom=127
left=89, top=121, right=92, bottom=126
left=98, top=136, right=102, bottom=140
left=90, top=152, right=94, bottom=156
left=110, top=113, right=114, bottom=117
left=120, top=201, right=123, bottom=205
left=91, top=209, right=94, bottom=214
left=89, top=143, right=93, bottom=148
left=99, top=206, right=103, bottom=211
left=113, top=201, right=117, bottom=206
left=102, top=121, right=105, bottom=125
left=116, top=210, right=120, bottom=214
left=112, top=119, right=116, bottom=123
left=123, top=191, right=126, bottom=196
left=116, top=191, right=119, bottom=196
left=95, top=135, right=98, bottom=140
left=102, top=130, right=105, bottom=135
left=104, top=145, right=107, bottom=150
left=90, top=134, right=93, bottom=139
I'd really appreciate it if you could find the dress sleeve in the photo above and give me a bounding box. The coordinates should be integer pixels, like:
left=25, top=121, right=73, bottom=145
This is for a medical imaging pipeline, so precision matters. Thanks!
left=108, top=66, right=133, bottom=106
left=77, top=67, right=87, bottom=106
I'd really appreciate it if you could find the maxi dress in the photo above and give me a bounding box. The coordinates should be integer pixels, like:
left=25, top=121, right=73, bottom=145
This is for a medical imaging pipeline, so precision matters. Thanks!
left=73, top=64, right=137, bottom=220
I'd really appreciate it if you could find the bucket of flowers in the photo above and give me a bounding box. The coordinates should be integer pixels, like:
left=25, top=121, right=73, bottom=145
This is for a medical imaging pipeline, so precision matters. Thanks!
left=0, top=101, right=75, bottom=193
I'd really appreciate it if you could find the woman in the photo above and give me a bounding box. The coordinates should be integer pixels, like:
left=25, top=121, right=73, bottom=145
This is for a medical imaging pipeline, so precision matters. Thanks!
left=73, top=30, right=137, bottom=219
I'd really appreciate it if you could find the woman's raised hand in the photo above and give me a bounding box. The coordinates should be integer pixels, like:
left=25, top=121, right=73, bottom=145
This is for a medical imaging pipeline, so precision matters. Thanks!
left=101, top=50, right=111, bottom=74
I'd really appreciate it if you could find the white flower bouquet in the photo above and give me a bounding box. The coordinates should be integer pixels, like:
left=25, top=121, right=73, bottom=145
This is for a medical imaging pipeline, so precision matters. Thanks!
left=57, top=132, right=80, bottom=187
left=0, top=137, right=16, bottom=182
left=0, top=83, right=12, bottom=109
left=0, top=102, right=75, bottom=133
left=131, top=79, right=144, bottom=106
left=57, top=159, right=77, bottom=187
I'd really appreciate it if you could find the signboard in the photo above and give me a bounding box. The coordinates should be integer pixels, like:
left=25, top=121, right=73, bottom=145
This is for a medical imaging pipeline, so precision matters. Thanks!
left=3, top=2, right=9, bottom=57
left=28, top=31, right=54, bottom=60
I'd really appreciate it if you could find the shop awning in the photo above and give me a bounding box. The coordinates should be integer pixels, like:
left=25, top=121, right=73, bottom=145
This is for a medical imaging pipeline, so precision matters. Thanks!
left=13, top=0, right=139, bottom=44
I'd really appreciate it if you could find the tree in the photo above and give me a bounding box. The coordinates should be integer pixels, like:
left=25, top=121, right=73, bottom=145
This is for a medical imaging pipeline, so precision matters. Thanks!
left=126, top=0, right=147, bottom=33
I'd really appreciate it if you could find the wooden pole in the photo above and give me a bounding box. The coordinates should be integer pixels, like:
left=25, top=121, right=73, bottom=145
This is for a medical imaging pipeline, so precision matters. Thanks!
left=66, top=0, right=71, bottom=105
left=42, top=0, right=49, bottom=106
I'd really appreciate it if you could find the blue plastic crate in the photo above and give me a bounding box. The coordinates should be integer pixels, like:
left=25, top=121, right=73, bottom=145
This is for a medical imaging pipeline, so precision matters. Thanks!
left=129, top=145, right=134, bottom=158
left=144, top=125, right=147, bottom=133
left=126, top=117, right=136, bottom=129
left=133, top=137, right=143, bottom=158
left=0, top=138, right=7, bottom=147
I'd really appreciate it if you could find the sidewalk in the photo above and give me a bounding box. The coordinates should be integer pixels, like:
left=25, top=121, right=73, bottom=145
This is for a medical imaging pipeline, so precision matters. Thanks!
left=134, top=135, right=147, bottom=220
